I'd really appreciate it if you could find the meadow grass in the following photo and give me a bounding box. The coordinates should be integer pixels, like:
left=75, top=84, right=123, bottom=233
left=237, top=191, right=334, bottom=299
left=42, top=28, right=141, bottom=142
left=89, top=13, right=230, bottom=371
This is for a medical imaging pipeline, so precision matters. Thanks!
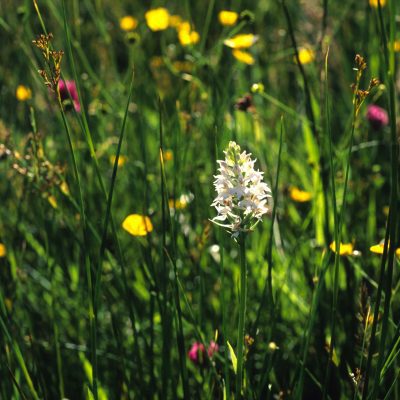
left=0, top=0, right=399, bottom=399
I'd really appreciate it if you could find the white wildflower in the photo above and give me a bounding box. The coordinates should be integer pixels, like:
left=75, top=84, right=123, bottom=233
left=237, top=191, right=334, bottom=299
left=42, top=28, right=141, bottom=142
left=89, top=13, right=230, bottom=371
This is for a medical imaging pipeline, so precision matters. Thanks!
left=211, top=141, right=272, bottom=237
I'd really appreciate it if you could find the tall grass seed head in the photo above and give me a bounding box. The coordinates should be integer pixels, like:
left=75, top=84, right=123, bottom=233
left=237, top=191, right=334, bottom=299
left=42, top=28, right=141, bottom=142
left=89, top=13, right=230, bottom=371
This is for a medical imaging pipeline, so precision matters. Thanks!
left=211, top=141, right=271, bottom=237
left=32, top=33, right=63, bottom=92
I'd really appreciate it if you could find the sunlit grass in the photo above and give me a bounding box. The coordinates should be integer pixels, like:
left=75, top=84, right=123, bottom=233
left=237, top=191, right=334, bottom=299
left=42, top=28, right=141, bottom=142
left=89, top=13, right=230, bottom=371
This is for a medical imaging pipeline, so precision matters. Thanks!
left=0, top=0, right=399, bottom=399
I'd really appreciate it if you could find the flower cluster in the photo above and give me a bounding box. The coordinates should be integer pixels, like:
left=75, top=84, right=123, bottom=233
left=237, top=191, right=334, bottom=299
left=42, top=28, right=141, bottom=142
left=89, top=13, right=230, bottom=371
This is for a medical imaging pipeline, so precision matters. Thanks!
left=223, top=33, right=258, bottom=65
left=188, top=341, right=219, bottom=366
left=366, top=104, right=388, bottom=130
left=211, top=141, right=271, bottom=237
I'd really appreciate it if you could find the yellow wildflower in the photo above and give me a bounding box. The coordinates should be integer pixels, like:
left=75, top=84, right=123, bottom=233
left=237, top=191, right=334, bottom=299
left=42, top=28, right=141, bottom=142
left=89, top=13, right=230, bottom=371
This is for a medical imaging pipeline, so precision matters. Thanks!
left=16, top=85, right=32, bottom=101
left=297, top=48, right=315, bottom=65
left=168, top=193, right=193, bottom=210
left=289, top=187, right=312, bottom=202
left=329, top=242, right=354, bottom=256
left=176, top=22, right=199, bottom=46
left=177, top=21, right=191, bottom=33
left=60, top=181, right=70, bottom=196
left=232, top=49, right=255, bottom=65
left=218, top=10, right=239, bottom=26
left=394, top=41, right=400, bottom=52
left=169, top=15, right=182, bottom=28
left=109, top=154, right=127, bottom=167
left=169, top=199, right=185, bottom=210
left=164, top=150, right=173, bottom=161
left=119, top=16, right=138, bottom=31
left=268, top=342, right=279, bottom=351
left=122, top=214, right=153, bottom=236
left=369, top=0, right=386, bottom=7
left=145, top=8, right=170, bottom=31
left=224, top=33, right=258, bottom=49
left=178, top=29, right=200, bottom=46
left=0, top=243, right=6, bottom=258
left=48, top=195, right=58, bottom=209
left=370, top=242, right=400, bottom=256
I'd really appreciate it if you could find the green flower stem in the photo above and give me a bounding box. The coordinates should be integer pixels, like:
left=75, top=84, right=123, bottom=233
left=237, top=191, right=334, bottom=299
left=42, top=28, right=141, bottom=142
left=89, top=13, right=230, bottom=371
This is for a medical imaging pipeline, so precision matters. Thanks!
left=236, top=232, right=247, bottom=398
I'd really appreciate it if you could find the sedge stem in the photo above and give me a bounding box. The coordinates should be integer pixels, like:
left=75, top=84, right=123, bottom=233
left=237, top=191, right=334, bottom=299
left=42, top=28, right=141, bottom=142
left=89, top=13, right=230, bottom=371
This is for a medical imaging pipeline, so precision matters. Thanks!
left=236, top=232, right=247, bottom=398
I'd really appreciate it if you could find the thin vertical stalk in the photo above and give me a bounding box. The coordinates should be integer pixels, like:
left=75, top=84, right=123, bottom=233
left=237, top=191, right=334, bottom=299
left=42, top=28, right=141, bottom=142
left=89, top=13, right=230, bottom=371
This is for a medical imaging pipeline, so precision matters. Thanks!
left=94, top=69, right=135, bottom=313
left=370, top=0, right=398, bottom=397
left=159, top=147, right=190, bottom=398
left=57, top=97, right=97, bottom=399
left=219, top=231, right=230, bottom=397
left=199, top=0, right=215, bottom=53
left=236, top=233, right=247, bottom=398
left=322, top=71, right=359, bottom=400
left=252, top=117, right=284, bottom=337
left=281, top=0, right=331, bottom=247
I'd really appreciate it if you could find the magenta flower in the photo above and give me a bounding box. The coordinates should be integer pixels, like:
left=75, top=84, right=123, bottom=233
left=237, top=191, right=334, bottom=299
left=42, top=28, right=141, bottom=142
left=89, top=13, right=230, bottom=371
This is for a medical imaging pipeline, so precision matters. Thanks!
left=58, top=80, right=81, bottom=112
left=207, top=340, right=219, bottom=358
left=366, top=104, right=388, bottom=130
left=188, top=342, right=206, bottom=365
left=188, top=340, right=219, bottom=366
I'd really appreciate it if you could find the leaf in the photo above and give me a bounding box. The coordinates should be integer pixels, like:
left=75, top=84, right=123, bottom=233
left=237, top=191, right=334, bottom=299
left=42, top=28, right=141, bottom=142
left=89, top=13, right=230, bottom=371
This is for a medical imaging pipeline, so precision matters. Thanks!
left=227, top=340, right=237, bottom=374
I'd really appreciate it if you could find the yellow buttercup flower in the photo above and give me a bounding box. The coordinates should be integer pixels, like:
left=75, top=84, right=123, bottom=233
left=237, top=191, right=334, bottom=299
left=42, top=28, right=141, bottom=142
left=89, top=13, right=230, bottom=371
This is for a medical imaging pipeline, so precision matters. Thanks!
left=145, top=8, right=170, bottom=31
left=177, top=21, right=191, bottom=33
left=232, top=49, right=255, bottom=65
left=168, top=198, right=186, bottom=210
left=169, top=15, right=182, bottom=28
left=109, top=154, right=127, bottom=167
left=370, top=242, right=400, bottom=256
left=297, top=48, right=315, bottom=65
left=289, top=187, right=312, bottom=202
left=48, top=195, right=58, bottom=209
left=0, top=243, right=6, bottom=258
left=394, top=41, right=400, bottom=52
left=224, top=33, right=258, bottom=49
left=330, top=242, right=354, bottom=256
left=119, top=16, right=138, bottom=31
left=164, top=150, right=173, bottom=161
left=369, top=0, right=386, bottom=7
left=218, top=10, right=239, bottom=26
left=16, top=85, right=32, bottom=101
left=178, top=29, right=200, bottom=46
left=60, top=181, right=70, bottom=196
left=176, top=21, right=199, bottom=46
left=168, top=193, right=193, bottom=210
left=122, top=214, right=153, bottom=236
